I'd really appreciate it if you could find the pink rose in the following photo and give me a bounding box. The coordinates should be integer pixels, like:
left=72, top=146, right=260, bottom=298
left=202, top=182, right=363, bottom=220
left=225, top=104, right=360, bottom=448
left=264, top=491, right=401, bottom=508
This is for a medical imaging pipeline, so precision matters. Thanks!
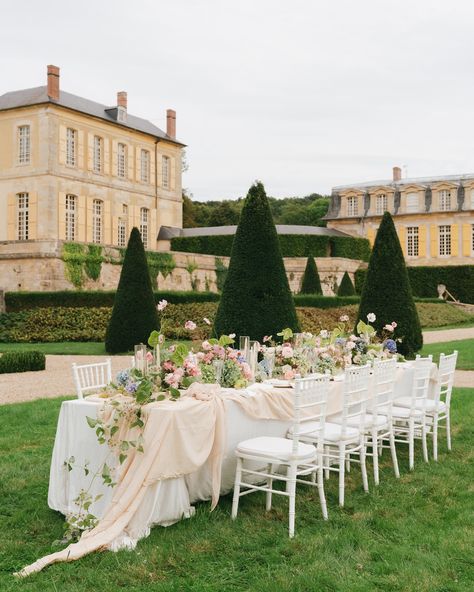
left=164, top=372, right=175, bottom=385
left=263, top=335, right=272, bottom=343
left=146, top=351, right=154, bottom=362
left=392, top=321, right=397, bottom=328
left=283, top=368, right=295, bottom=380
left=240, top=362, right=252, bottom=380
left=185, top=320, right=197, bottom=331
left=384, top=324, right=394, bottom=332
left=202, top=340, right=212, bottom=351
left=281, top=345, right=294, bottom=359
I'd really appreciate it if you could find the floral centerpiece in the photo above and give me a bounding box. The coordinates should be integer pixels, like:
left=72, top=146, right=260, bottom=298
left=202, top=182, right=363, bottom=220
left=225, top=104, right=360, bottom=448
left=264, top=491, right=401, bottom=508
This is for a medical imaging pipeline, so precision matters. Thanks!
left=196, top=335, right=252, bottom=388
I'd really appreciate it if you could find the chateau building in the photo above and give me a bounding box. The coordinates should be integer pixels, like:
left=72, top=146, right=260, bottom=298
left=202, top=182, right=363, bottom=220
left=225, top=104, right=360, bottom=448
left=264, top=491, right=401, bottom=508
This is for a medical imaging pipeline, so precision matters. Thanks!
left=0, top=65, right=184, bottom=251
left=325, top=167, right=474, bottom=265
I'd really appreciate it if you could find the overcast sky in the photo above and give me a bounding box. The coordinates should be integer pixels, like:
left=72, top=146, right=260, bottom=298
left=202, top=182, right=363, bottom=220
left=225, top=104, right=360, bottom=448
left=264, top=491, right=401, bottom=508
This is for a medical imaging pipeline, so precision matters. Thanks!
left=2, top=0, right=474, bottom=200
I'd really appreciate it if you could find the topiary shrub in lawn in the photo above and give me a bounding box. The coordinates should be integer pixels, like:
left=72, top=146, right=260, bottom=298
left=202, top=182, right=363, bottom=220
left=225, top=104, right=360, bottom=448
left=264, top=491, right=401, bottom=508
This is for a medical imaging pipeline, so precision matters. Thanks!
left=213, top=181, right=300, bottom=341
left=0, top=351, right=46, bottom=374
left=300, top=256, right=322, bottom=294
left=357, top=212, right=422, bottom=357
left=105, top=227, right=159, bottom=353
left=337, top=271, right=356, bottom=296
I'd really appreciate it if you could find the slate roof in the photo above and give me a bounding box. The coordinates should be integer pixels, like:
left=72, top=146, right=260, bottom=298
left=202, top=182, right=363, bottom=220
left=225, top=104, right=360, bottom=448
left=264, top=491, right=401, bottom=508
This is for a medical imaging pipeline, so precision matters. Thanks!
left=157, top=224, right=351, bottom=240
left=333, top=173, right=474, bottom=192
left=0, top=86, right=184, bottom=146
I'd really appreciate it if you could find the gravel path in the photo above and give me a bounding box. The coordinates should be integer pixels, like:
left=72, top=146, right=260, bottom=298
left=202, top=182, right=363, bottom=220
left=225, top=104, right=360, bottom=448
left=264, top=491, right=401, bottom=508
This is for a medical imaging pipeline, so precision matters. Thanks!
left=423, top=326, right=474, bottom=344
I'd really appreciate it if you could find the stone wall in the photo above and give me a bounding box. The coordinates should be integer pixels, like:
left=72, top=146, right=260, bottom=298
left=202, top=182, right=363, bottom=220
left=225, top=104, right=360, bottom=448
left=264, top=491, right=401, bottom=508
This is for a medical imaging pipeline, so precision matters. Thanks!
left=0, top=240, right=366, bottom=294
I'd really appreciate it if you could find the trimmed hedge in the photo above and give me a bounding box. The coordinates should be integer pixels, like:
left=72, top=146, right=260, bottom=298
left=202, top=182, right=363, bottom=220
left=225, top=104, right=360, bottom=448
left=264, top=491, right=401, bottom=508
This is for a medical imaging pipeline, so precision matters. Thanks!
left=337, top=271, right=356, bottom=296
left=171, top=234, right=371, bottom=261
left=0, top=351, right=46, bottom=374
left=293, top=295, right=360, bottom=308
left=300, top=257, right=322, bottom=294
left=5, top=290, right=220, bottom=312
left=356, top=265, right=474, bottom=304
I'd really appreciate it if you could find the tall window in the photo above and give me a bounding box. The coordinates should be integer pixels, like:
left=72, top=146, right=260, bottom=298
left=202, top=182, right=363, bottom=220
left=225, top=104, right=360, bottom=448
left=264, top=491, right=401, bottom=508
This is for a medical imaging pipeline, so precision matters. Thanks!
left=93, top=136, right=102, bottom=173
left=18, top=125, right=31, bottom=164
left=140, top=207, right=149, bottom=248
left=439, top=190, right=451, bottom=211
left=117, top=218, right=127, bottom=247
left=117, top=143, right=126, bottom=178
left=439, top=225, right=451, bottom=256
left=162, top=155, right=170, bottom=189
left=17, top=193, right=29, bottom=240
left=375, top=194, right=387, bottom=215
left=66, top=128, right=77, bottom=166
left=92, top=199, right=103, bottom=244
left=65, top=194, right=77, bottom=241
left=347, top=196, right=358, bottom=216
left=406, top=192, right=418, bottom=213
left=141, top=149, right=150, bottom=183
left=406, top=226, right=419, bottom=257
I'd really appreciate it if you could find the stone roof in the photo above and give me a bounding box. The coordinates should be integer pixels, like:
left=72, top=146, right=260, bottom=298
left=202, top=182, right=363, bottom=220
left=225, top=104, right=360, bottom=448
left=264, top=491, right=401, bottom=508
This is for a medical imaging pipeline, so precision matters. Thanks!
left=0, top=86, right=184, bottom=146
left=158, top=224, right=351, bottom=240
left=333, top=173, right=474, bottom=192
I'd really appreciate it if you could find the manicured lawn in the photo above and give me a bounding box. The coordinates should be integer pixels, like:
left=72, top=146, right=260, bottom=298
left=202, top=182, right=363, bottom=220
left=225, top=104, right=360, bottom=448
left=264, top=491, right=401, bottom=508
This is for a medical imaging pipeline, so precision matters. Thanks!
left=421, top=339, right=474, bottom=371
left=424, top=322, right=474, bottom=332
left=1, top=390, right=473, bottom=591
left=0, top=341, right=192, bottom=356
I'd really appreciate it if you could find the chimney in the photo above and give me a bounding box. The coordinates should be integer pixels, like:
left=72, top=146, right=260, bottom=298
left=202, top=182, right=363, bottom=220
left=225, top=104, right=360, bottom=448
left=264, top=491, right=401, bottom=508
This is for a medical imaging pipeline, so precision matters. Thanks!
left=47, top=65, right=60, bottom=101
left=117, top=91, right=127, bottom=109
left=393, top=166, right=402, bottom=182
left=167, top=109, right=176, bottom=138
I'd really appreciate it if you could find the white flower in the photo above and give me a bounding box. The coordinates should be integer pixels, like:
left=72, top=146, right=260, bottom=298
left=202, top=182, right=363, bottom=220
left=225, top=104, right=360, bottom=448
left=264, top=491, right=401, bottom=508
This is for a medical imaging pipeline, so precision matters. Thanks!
left=157, top=299, right=168, bottom=311
left=346, top=341, right=356, bottom=350
left=320, top=330, right=329, bottom=339
left=367, top=313, right=376, bottom=323
left=203, top=317, right=211, bottom=325
left=229, top=333, right=236, bottom=339
left=391, top=321, right=398, bottom=328
left=340, top=315, right=349, bottom=322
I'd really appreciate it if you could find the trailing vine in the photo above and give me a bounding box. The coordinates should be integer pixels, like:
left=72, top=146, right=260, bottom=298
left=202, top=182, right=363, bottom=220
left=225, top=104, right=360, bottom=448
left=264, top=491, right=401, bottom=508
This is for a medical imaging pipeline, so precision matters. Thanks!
left=84, top=245, right=104, bottom=281
left=146, top=252, right=176, bottom=287
left=185, top=259, right=199, bottom=291
left=62, top=243, right=104, bottom=289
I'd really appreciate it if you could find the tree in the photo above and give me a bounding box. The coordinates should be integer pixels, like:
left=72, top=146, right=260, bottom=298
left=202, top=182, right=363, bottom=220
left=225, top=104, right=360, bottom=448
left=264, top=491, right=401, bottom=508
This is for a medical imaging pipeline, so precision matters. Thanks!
left=105, top=227, right=159, bottom=353
left=356, top=212, right=422, bottom=357
left=213, top=181, right=299, bottom=341
left=300, top=256, right=323, bottom=294
left=337, top=271, right=356, bottom=296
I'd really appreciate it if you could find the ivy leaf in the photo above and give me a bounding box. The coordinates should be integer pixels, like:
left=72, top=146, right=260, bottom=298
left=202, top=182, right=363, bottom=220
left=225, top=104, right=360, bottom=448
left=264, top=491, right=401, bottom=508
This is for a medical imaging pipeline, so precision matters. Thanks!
left=277, top=328, right=294, bottom=342
left=86, top=416, right=98, bottom=428
left=110, top=425, right=119, bottom=436
left=120, top=440, right=129, bottom=452
left=119, top=453, right=127, bottom=465
left=148, top=330, right=160, bottom=348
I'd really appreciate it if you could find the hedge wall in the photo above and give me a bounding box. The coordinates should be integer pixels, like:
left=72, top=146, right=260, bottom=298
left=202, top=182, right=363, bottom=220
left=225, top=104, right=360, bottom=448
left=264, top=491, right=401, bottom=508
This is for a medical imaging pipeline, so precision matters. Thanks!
left=171, top=234, right=371, bottom=261
left=5, top=290, right=220, bottom=312
left=355, top=265, right=474, bottom=304
left=0, top=351, right=46, bottom=374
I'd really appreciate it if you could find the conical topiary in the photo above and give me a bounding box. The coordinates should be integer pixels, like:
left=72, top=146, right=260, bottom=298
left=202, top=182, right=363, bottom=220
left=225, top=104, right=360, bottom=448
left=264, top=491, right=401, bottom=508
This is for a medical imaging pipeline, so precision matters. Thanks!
left=337, top=271, right=356, bottom=296
left=105, top=227, right=159, bottom=353
left=356, top=212, right=422, bottom=357
left=213, top=181, right=299, bottom=341
left=300, top=256, right=323, bottom=294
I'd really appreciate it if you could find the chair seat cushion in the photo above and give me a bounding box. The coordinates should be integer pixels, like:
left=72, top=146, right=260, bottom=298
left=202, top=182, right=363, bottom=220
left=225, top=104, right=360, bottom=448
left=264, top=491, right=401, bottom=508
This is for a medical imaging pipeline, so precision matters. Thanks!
left=287, top=421, right=360, bottom=443
left=329, top=413, right=388, bottom=430
left=393, top=396, right=447, bottom=414
left=381, top=404, right=423, bottom=419
left=236, top=436, right=316, bottom=461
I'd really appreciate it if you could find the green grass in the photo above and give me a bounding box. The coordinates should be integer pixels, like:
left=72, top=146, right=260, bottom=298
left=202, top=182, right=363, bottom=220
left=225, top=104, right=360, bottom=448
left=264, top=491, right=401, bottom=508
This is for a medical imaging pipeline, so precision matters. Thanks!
left=424, top=322, right=474, bottom=332
left=0, top=341, right=193, bottom=356
left=421, top=339, right=474, bottom=371
left=1, top=390, right=473, bottom=591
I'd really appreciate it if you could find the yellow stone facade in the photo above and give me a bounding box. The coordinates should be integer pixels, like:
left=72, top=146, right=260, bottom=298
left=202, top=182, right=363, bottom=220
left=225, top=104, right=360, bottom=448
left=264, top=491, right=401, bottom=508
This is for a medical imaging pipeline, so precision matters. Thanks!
left=326, top=172, right=474, bottom=266
left=0, top=96, right=183, bottom=251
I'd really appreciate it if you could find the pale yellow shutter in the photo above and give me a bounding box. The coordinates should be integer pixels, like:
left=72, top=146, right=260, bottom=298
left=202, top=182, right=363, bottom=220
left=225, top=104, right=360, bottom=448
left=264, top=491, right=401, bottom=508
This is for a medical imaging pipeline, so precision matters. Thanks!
left=86, top=197, right=94, bottom=243
left=430, top=224, right=438, bottom=258
left=58, top=192, right=66, bottom=240
left=451, top=224, right=458, bottom=256
left=87, top=133, right=94, bottom=170
left=77, top=196, right=86, bottom=242
left=58, top=125, right=66, bottom=165
left=418, top=226, right=427, bottom=257
left=78, top=130, right=84, bottom=169
left=150, top=148, right=156, bottom=185
left=133, top=205, right=141, bottom=232
left=149, top=208, right=157, bottom=250
left=112, top=215, right=119, bottom=246
left=112, top=140, right=117, bottom=177
left=103, top=138, right=110, bottom=175
left=398, top=226, right=406, bottom=256
left=462, top=223, right=471, bottom=256
left=157, top=154, right=163, bottom=187
left=28, top=192, right=38, bottom=240
left=170, top=157, right=176, bottom=190
left=135, top=148, right=141, bottom=182
left=128, top=145, right=134, bottom=180
left=7, top=194, right=16, bottom=240
left=366, top=227, right=375, bottom=246
left=104, top=200, right=111, bottom=245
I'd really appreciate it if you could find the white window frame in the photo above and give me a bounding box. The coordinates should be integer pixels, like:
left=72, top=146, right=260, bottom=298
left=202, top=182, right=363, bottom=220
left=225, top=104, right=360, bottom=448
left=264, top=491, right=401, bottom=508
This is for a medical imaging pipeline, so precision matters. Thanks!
left=347, top=196, right=358, bottom=217
left=66, top=128, right=77, bottom=167
left=18, top=125, right=31, bottom=165
left=406, top=226, right=419, bottom=257
left=141, top=149, right=150, bottom=183
left=406, top=192, right=419, bottom=213
left=92, top=199, right=103, bottom=244
left=117, top=217, right=127, bottom=247
left=17, top=192, right=29, bottom=240
left=439, top=190, right=452, bottom=211
left=140, top=207, right=149, bottom=248
left=162, top=155, right=170, bottom=189
left=65, top=194, right=77, bottom=241
left=93, top=136, right=102, bottom=173
left=375, top=194, right=387, bottom=215
left=117, top=143, right=126, bottom=178
left=439, top=225, right=451, bottom=256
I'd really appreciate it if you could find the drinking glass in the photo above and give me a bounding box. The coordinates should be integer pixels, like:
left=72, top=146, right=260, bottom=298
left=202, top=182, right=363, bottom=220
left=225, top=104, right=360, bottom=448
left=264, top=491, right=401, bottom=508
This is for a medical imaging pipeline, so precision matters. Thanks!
left=263, top=349, right=275, bottom=379
left=213, top=359, right=225, bottom=385
left=239, top=336, right=250, bottom=361
left=249, top=341, right=259, bottom=382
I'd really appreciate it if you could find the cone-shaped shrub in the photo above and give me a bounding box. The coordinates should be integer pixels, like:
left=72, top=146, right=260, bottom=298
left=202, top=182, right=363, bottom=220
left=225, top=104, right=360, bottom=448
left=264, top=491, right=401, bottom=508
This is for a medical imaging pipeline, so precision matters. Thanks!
left=105, top=227, right=159, bottom=353
left=300, top=256, right=323, bottom=294
left=337, top=271, right=356, bottom=296
left=357, top=212, right=422, bottom=357
left=213, top=181, right=299, bottom=341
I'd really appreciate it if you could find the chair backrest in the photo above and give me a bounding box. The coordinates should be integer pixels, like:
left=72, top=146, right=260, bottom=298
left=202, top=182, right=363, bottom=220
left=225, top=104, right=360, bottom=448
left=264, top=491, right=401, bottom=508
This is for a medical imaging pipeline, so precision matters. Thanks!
left=340, top=364, right=371, bottom=437
left=410, top=354, right=433, bottom=411
left=291, top=374, right=330, bottom=455
left=72, top=358, right=112, bottom=399
left=370, top=358, right=398, bottom=422
left=436, top=351, right=458, bottom=409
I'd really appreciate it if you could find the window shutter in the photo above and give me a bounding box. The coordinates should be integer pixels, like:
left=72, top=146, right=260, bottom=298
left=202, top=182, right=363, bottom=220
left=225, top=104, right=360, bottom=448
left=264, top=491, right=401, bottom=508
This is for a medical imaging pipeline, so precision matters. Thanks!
left=104, top=200, right=111, bottom=245
left=58, top=125, right=67, bottom=165
left=28, top=192, right=38, bottom=240
left=157, top=154, right=163, bottom=186
left=77, top=196, right=86, bottom=242
left=103, top=138, right=110, bottom=175
left=462, top=223, right=471, bottom=256
left=86, top=197, right=94, bottom=243
left=135, top=148, right=141, bottom=182
left=128, top=145, right=134, bottom=180
left=78, top=130, right=85, bottom=169
left=150, top=148, right=156, bottom=184
left=397, top=226, right=406, bottom=256
left=58, top=192, right=66, bottom=240
left=149, top=208, right=157, bottom=250
left=170, top=157, right=176, bottom=190
left=112, top=140, right=118, bottom=176
left=7, top=194, right=16, bottom=240
left=112, top=215, right=119, bottom=246
left=430, top=225, right=437, bottom=257
left=451, top=224, right=458, bottom=256
left=87, top=133, right=94, bottom=170
left=366, top=227, right=375, bottom=246
left=418, top=226, right=427, bottom=257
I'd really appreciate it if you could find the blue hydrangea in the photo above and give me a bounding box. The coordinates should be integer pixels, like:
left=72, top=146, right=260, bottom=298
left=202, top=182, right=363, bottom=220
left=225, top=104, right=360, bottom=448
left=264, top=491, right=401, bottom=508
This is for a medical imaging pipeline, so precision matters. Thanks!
left=125, top=381, right=138, bottom=394
left=116, top=370, right=130, bottom=386
left=383, top=339, right=397, bottom=354
left=335, top=338, right=346, bottom=346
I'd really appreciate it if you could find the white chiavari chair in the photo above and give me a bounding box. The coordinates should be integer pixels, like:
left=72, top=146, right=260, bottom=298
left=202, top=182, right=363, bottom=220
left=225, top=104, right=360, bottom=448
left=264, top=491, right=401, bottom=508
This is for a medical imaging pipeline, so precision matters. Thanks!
left=231, top=374, right=330, bottom=538
left=72, top=358, right=112, bottom=399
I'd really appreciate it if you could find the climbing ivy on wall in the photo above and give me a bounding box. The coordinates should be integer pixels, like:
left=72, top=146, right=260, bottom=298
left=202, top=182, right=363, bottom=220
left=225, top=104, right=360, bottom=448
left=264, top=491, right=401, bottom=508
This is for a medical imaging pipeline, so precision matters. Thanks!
left=62, top=243, right=104, bottom=289
left=146, top=252, right=176, bottom=287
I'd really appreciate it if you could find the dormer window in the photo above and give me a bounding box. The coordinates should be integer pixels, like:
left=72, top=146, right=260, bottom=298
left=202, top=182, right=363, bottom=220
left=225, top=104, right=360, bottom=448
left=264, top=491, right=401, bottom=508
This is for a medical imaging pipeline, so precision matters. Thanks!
left=347, top=196, right=358, bottom=216
left=439, top=190, right=452, bottom=211
left=375, top=194, right=387, bottom=215
left=406, top=192, right=419, bottom=213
